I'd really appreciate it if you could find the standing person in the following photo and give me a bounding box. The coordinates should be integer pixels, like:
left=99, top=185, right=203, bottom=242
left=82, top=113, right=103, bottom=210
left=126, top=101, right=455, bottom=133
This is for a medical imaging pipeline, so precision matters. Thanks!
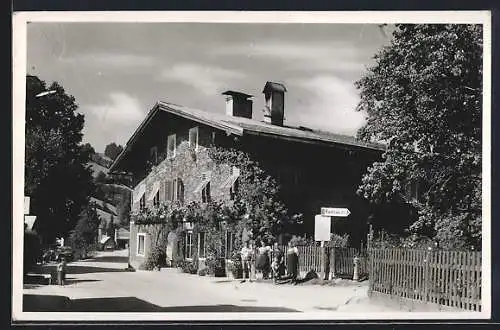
left=56, top=257, right=67, bottom=286
left=286, top=241, right=299, bottom=283
left=256, top=241, right=271, bottom=280
left=240, top=241, right=253, bottom=283
left=271, top=242, right=285, bottom=283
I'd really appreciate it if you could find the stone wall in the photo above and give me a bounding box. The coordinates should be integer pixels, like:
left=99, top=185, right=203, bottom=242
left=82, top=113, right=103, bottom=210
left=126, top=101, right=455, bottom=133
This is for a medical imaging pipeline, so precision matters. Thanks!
left=129, top=133, right=237, bottom=269
left=131, top=137, right=233, bottom=213
left=128, top=221, right=153, bottom=269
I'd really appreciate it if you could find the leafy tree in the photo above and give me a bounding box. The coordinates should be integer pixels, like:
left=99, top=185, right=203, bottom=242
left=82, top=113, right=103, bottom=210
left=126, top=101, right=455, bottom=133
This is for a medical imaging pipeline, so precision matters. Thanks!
left=95, top=171, right=107, bottom=184
left=117, top=190, right=131, bottom=226
left=68, top=205, right=101, bottom=259
left=104, top=142, right=124, bottom=161
left=25, top=75, right=95, bottom=244
left=81, top=143, right=96, bottom=157
left=355, top=24, right=482, bottom=250
left=208, top=147, right=302, bottom=245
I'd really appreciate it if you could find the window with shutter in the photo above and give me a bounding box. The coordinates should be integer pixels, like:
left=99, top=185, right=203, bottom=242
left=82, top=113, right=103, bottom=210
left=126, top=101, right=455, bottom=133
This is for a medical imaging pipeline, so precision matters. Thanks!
left=177, top=179, right=184, bottom=203
left=153, top=191, right=160, bottom=207
left=202, top=182, right=211, bottom=203
left=172, top=178, right=178, bottom=201
left=167, top=134, right=176, bottom=159
left=198, top=232, right=206, bottom=258
left=166, top=179, right=173, bottom=202
left=189, top=127, right=199, bottom=152
left=185, top=232, right=193, bottom=259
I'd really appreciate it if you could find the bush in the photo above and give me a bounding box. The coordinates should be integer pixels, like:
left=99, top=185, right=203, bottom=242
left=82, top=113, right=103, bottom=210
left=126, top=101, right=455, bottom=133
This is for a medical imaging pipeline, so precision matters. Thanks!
left=198, top=268, right=208, bottom=276
left=205, top=255, right=226, bottom=277
left=144, top=245, right=167, bottom=270
left=325, top=233, right=350, bottom=248
left=181, top=261, right=198, bottom=274
left=228, top=252, right=243, bottom=278
left=176, top=259, right=188, bottom=270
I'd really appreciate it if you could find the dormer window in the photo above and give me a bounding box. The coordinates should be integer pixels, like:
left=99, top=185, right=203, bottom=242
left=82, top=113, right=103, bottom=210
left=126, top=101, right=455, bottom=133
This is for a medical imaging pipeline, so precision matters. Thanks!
left=189, top=126, right=199, bottom=152
left=167, top=134, right=176, bottom=159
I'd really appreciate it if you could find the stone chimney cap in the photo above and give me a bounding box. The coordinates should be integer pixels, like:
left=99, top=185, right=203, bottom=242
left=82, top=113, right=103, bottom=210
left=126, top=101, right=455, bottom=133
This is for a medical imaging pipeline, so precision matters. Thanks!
left=222, top=90, right=253, bottom=99
left=263, top=81, right=287, bottom=93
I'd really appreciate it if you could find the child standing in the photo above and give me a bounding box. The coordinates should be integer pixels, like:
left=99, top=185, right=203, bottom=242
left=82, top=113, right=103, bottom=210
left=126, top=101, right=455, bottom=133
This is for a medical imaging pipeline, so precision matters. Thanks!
left=57, top=257, right=67, bottom=286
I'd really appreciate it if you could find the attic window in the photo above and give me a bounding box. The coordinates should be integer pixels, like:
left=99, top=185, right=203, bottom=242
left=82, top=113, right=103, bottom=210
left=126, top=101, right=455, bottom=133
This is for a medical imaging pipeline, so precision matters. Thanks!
left=189, top=127, right=199, bottom=152
left=167, top=134, right=176, bottom=159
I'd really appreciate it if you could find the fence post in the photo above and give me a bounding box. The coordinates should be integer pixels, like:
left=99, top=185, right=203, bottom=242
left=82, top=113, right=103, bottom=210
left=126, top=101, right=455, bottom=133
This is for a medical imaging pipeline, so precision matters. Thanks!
left=353, top=255, right=359, bottom=281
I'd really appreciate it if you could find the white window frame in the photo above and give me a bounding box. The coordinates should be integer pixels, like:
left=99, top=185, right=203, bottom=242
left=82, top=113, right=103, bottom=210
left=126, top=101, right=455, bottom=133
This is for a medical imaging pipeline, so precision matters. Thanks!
left=137, top=233, right=146, bottom=256
left=167, top=134, right=176, bottom=159
left=185, top=231, right=194, bottom=260
left=198, top=232, right=206, bottom=259
left=189, top=126, right=199, bottom=152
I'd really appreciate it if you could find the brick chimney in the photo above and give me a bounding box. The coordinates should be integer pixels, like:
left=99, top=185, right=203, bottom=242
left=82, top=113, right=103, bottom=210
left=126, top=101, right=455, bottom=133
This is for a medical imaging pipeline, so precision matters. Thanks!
left=262, top=81, right=286, bottom=126
left=222, top=91, right=253, bottom=119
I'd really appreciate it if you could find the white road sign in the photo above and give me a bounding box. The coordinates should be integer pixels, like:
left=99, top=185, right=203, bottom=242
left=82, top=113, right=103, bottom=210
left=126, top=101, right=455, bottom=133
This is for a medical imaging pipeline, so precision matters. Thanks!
left=314, top=215, right=331, bottom=241
left=321, top=207, right=351, bottom=217
left=24, top=215, right=37, bottom=231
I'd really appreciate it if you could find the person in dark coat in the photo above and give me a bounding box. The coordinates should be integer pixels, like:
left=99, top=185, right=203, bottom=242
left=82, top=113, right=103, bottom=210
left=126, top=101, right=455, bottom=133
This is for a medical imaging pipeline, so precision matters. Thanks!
left=256, top=240, right=271, bottom=279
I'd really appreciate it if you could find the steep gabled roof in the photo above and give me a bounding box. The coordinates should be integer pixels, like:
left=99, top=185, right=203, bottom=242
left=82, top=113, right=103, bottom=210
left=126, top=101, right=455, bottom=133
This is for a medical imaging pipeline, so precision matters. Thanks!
left=110, top=100, right=385, bottom=172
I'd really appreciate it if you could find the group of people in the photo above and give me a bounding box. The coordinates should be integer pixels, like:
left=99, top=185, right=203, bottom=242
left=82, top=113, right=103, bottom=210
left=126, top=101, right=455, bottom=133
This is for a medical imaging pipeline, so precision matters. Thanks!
left=239, top=240, right=299, bottom=284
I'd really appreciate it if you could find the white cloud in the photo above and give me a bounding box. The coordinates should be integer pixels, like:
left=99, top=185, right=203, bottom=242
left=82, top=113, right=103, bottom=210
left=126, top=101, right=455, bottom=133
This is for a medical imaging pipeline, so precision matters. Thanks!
left=81, top=92, right=146, bottom=151
left=86, top=92, right=144, bottom=123
left=159, top=63, right=245, bottom=95
left=211, top=41, right=367, bottom=73
left=60, top=53, right=157, bottom=68
left=287, top=76, right=366, bottom=134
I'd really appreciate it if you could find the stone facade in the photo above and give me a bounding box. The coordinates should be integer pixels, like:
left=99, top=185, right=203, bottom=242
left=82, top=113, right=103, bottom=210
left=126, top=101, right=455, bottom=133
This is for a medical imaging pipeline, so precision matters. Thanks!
left=129, top=125, right=237, bottom=269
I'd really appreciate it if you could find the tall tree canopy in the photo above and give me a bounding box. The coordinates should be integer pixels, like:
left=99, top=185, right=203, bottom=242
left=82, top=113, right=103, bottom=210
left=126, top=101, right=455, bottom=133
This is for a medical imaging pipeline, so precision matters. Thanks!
left=355, top=24, right=482, bottom=250
left=104, top=142, right=124, bottom=161
left=25, top=75, right=94, bottom=244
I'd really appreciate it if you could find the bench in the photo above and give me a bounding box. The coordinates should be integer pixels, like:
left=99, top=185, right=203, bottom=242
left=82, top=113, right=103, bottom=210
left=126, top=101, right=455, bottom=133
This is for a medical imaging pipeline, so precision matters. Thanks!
left=26, top=273, right=52, bottom=285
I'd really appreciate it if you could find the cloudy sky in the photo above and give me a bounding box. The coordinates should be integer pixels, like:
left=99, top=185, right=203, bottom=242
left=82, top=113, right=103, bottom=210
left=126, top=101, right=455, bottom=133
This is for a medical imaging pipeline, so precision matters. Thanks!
left=27, top=23, right=393, bottom=152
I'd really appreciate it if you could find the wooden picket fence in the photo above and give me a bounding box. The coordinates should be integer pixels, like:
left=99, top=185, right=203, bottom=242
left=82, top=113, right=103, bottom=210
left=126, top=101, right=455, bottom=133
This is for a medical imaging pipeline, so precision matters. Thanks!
left=368, top=249, right=482, bottom=311
left=331, top=247, right=369, bottom=278
left=267, top=246, right=366, bottom=278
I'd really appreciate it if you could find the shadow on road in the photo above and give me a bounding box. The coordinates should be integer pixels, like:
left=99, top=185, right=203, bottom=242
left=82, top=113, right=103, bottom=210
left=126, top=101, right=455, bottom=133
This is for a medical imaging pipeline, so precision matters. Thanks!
left=64, top=278, right=102, bottom=285
left=24, top=295, right=300, bottom=312
left=66, top=265, right=127, bottom=274
left=80, top=255, right=128, bottom=263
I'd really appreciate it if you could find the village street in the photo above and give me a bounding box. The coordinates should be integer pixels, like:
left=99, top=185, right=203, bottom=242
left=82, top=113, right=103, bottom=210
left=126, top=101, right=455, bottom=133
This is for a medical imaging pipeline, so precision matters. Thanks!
left=23, top=249, right=395, bottom=313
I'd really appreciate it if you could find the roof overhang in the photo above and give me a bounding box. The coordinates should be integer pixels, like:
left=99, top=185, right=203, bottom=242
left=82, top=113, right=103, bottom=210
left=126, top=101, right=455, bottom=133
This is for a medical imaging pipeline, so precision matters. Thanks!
left=242, top=128, right=386, bottom=152
left=109, top=101, right=244, bottom=172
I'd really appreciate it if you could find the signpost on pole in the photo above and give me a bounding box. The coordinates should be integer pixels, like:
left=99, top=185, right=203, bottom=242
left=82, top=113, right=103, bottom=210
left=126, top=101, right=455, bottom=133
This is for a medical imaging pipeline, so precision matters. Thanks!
left=314, top=215, right=330, bottom=281
left=315, top=207, right=351, bottom=281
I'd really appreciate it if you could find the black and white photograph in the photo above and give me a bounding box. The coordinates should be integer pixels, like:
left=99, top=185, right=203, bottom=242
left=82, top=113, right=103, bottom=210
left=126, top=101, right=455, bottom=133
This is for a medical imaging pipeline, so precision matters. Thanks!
left=12, top=11, right=491, bottom=321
